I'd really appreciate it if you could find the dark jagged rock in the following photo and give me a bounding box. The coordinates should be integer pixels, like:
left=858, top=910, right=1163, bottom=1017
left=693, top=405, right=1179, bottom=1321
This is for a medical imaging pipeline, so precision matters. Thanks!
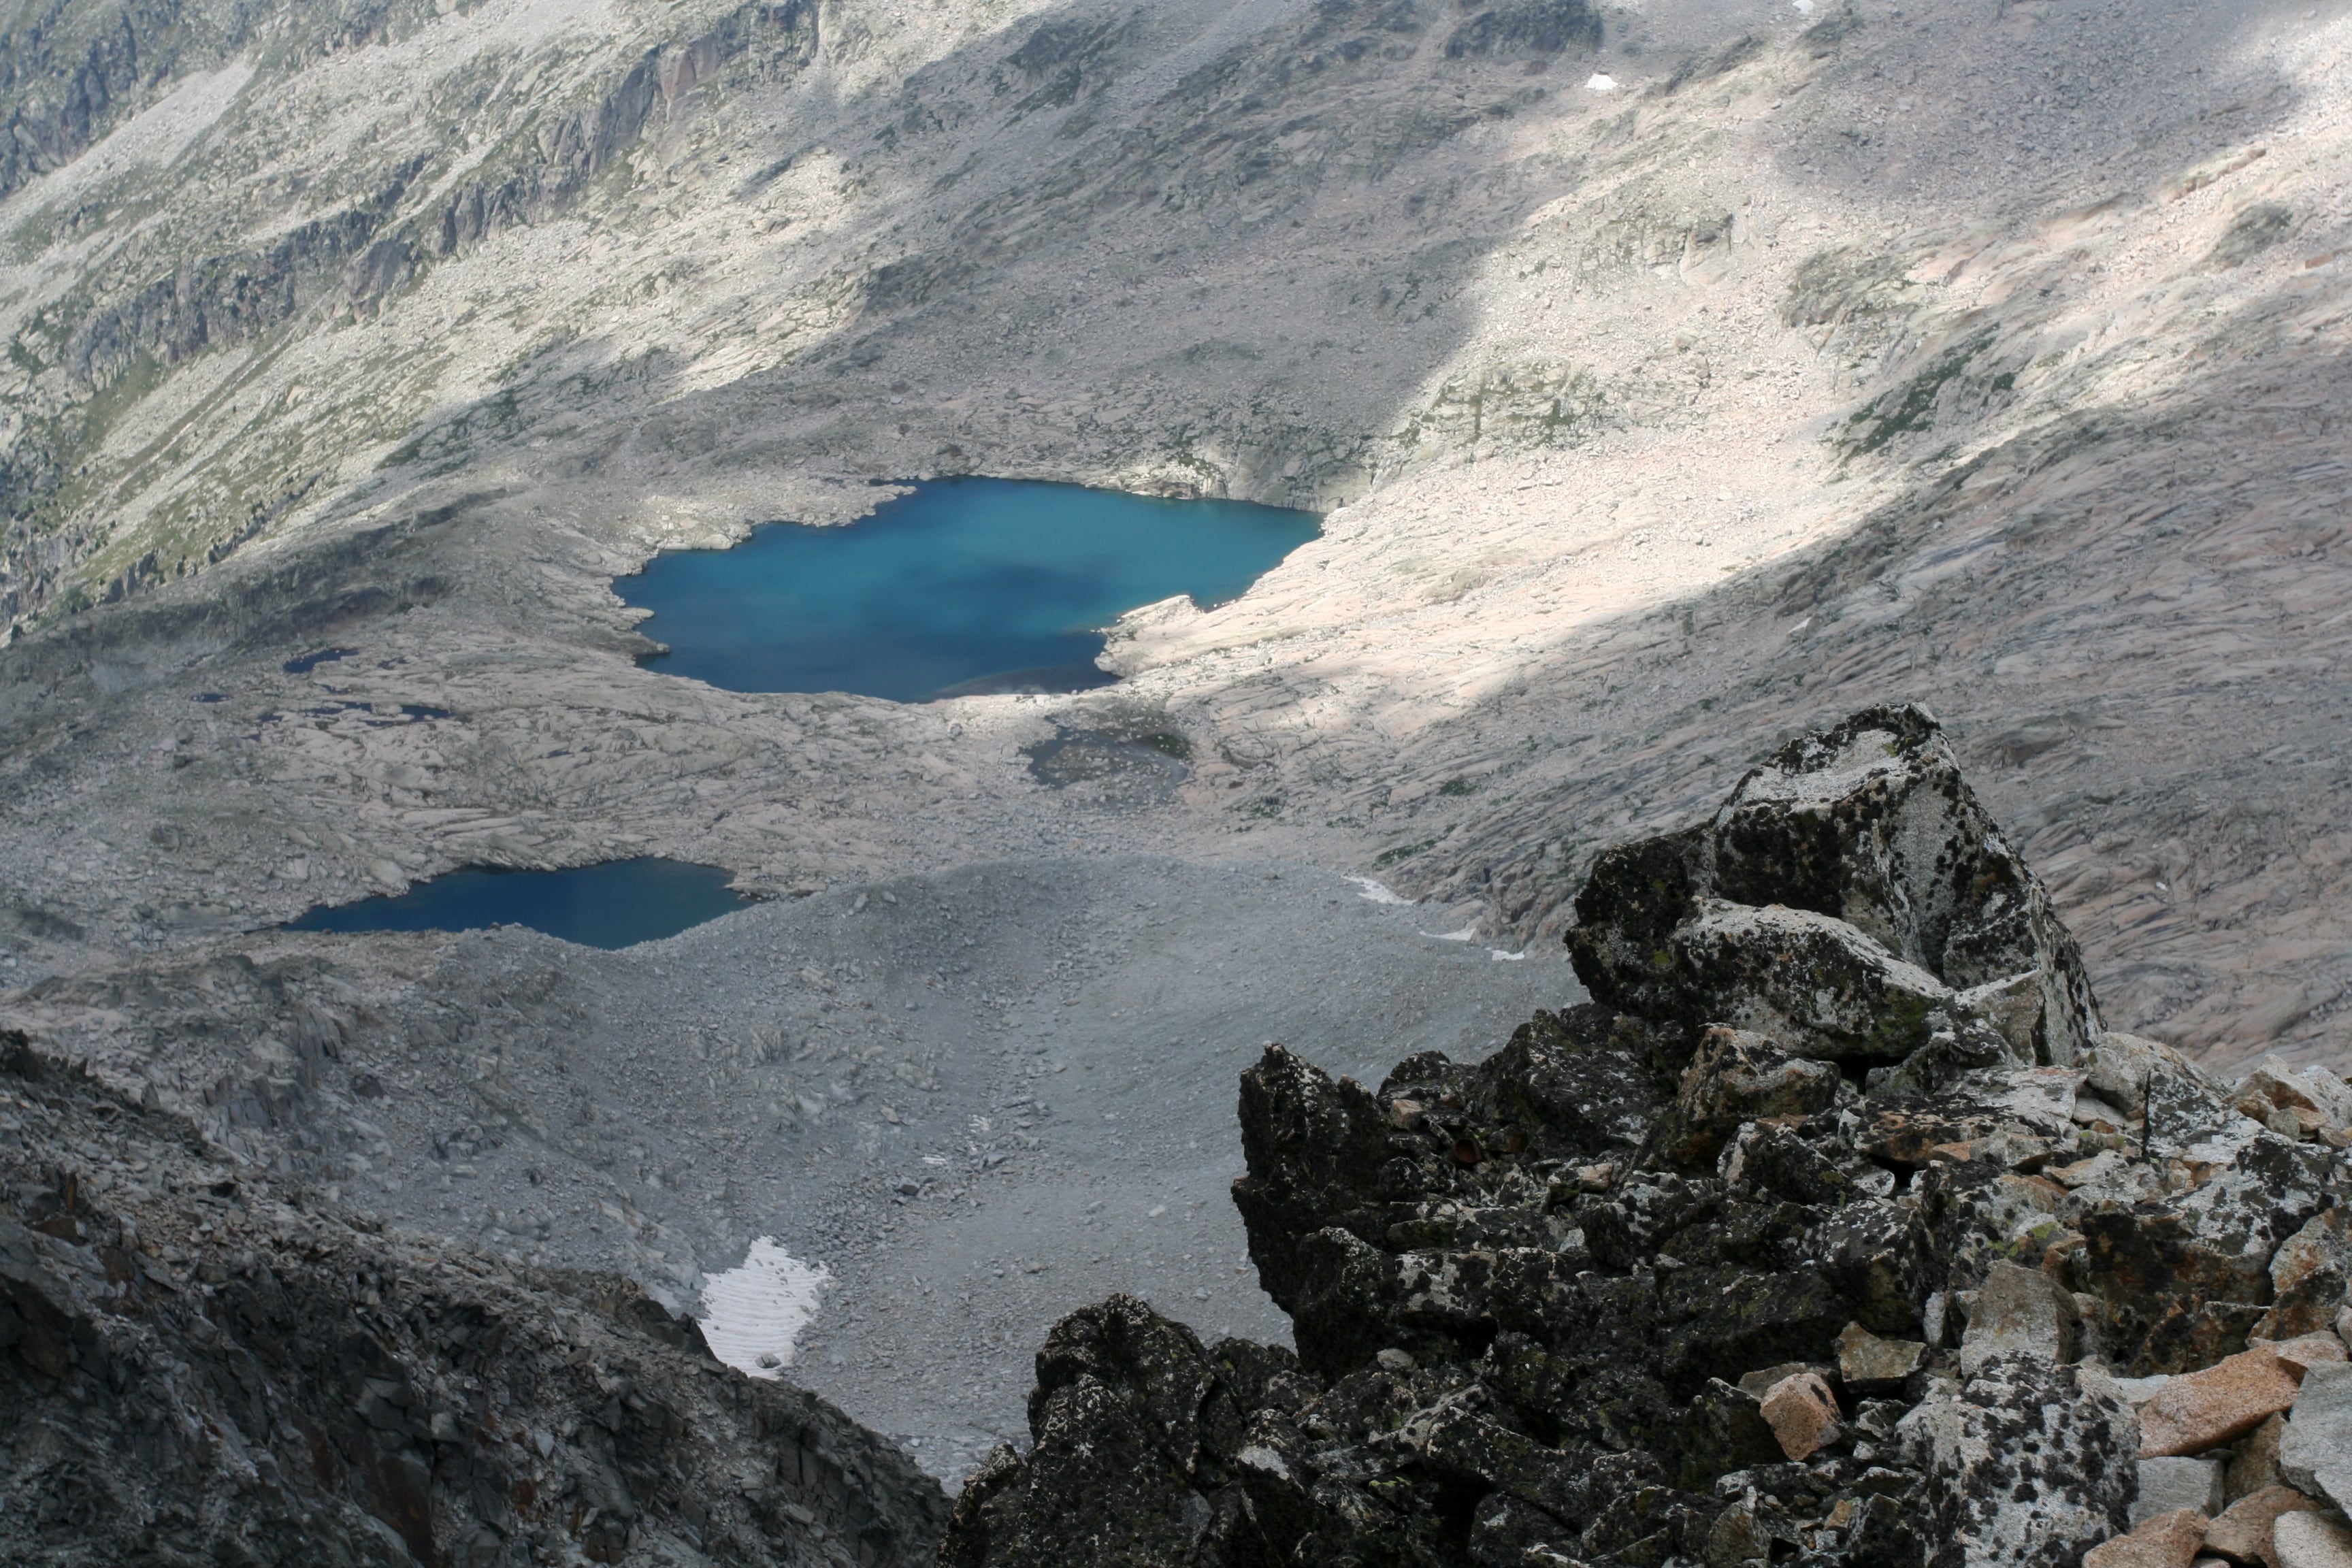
left=1444, top=0, right=1604, bottom=59
left=947, top=707, right=2352, bottom=1568
left=0, top=1032, right=948, bottom=1567
left=1648, top=1026, right=1845, bottom=1171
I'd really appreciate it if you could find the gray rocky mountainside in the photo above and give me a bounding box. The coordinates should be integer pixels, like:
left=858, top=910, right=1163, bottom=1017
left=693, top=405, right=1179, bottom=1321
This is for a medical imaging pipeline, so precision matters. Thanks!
left=0, top=1026, right=951, bottom=1565
left=3, top=0, right=2352, bottom=1561
left=15, top=703, right=2352, bottom=1568
left=0, top=0, right=2345, bottom=1062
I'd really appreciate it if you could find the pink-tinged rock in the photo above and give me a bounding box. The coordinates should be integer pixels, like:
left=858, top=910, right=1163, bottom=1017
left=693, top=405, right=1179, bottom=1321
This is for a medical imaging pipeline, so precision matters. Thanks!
left=2085, top=1509, right=2212, bottom=1568
left=2271, top=1513, right=2352, bottom=1568
left=1759, top=1371, right=1840, bottom=1461
left=2272, top=1335, right=2347, bottom=1379
left=2202, top=1485, right=2321, bottom=1568
left=2140, top=1345, right=2304, bottom=1458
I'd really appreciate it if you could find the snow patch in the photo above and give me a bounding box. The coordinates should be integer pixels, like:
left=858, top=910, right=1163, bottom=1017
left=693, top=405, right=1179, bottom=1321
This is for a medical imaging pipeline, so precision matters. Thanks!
left=699, top=1239, right=832, bottom=1379
left=1585, top=74, right=1618, bottom=93
left=1347, top=875, right=1416, bottom=906
left=1488, top=949, right=1526, bottom=962
left=1422, top=926, right=1479, bottom=942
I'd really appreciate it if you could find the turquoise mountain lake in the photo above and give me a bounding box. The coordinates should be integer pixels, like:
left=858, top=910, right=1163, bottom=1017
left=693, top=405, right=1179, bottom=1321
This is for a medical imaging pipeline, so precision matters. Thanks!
left=614, top=478, right=1321, bottom=701
left=284, top=859, right=750, bottom=949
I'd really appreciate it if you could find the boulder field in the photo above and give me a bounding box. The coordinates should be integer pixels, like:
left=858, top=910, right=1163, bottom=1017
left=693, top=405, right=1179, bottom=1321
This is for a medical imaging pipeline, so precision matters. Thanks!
left=944, top=707, right=2352, bottom=1568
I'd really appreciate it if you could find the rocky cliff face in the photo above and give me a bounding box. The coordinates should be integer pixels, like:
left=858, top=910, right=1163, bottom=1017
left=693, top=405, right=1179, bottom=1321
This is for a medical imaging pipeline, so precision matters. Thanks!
left=0, top=1030, right=949, bottom=1566
left=943, top=707, right=2352, bottom=1568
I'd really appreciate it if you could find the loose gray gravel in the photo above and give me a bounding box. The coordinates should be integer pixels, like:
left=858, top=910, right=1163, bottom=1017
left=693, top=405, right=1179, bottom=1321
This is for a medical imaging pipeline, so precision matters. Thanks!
left=318, top=855, right=1569, bottom=1479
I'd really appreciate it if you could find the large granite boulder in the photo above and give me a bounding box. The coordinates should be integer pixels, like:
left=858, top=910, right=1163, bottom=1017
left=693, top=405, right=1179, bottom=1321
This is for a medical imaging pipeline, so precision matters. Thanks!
left=1567, top=704, right=2102, bottom=1066
left=1901, top=1358, right=2139, bottom=1568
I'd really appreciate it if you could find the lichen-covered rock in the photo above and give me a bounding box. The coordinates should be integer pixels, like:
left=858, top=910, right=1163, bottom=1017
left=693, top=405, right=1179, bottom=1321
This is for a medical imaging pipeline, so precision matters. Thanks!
left=1840, top=1322, right=1928, bottom=1392
left=939, top=1296, right=1294, bottom=1568
left=948, top=707, right=2342, bottom=1568
left=1900, top=1358, right=2139, bottom=1568
left=2078, top=1136, right=2341, bottom=1374
left=1648, top=1026, right=1844, bottom=1170
left=1961, top=1260, right=2082, bottom=1375
left=1568, top=704, right=2102, bottom=1066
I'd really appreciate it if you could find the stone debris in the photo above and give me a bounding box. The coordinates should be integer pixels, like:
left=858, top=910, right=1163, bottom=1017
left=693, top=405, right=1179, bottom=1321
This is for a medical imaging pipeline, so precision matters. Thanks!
left=1903, top=1355, right=2142, bottom=1568
left=2141, top=1345, right=2309, bottom=1458
left=27, top=700, right=2352, bottom=1563
left=1565, top=706, right=2100, bottom=1071
left=1963, top=1260, right=2083, bottom=1376
left=2229, top=1414, right=2293, bottom=1502
left=2261, top=1215, right=2352, bottom=1340
left=1840, top=1320, right=1927, bottom=1392
left=2088, top=1511, right=2219, bottom=1568
left=2275, top=1334, right=2349, bottom=1379
left=2204, top=1485, right=2321, bottom=1568
left=0, top=1032, right=947, bottom=1566
left=942, top=710, right=2352, bottom=1568
left=1738, top=1360, right=1836, bottom=1396
left=2279, top=1362, right=2352, bottom=1510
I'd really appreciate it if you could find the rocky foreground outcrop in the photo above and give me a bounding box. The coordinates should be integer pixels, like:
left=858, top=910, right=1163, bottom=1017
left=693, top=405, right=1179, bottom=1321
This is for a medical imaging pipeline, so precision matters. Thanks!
left=945, top=707, right=2352, bottom=1568
left=0, top=1034, right=949, bottom=1565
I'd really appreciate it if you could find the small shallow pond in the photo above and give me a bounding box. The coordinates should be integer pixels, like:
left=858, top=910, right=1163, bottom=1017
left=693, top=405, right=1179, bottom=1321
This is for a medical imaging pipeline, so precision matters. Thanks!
left=284, top=858, right=750, bottom=949
left=615, top=477, right=1320, bottom=702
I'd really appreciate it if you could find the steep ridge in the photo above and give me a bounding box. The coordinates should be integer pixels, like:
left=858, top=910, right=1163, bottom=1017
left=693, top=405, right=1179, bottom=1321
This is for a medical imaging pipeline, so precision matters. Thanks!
left=0, top=1028, right=949, bottom=1566
left=946, top=707, right=2352, bottom=1567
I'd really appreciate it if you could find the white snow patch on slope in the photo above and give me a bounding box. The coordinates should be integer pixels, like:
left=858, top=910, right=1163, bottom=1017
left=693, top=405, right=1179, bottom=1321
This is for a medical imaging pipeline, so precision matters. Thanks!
left=1346, top=875, right=1416, bottom=905
left=1422, top=926, right=1479, bottom=942
left=700, top=1239, right=832, bottom=1379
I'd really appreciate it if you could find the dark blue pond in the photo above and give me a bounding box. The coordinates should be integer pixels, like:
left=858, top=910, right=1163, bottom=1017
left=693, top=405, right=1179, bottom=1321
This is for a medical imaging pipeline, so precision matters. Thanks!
left=615, top=477, right=1321, bottom=702
left=284, top=858, right=750, bottom=949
